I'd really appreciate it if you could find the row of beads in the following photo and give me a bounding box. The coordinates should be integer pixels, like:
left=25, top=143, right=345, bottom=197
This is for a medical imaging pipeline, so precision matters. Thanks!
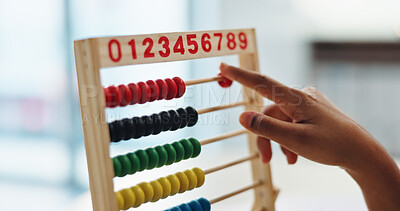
left=104, top=77, right=186, bottom=108
left=109, top=106, right=198, bottom=142
left=164, top=198, right=211, bottom=211
left=113, top=138, right=201, bottom=177
left=115, top=168, right=205, bottom=210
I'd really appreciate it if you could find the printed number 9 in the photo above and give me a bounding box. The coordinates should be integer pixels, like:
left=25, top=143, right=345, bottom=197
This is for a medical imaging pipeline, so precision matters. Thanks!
left=238, top=32, right=247, bottom=49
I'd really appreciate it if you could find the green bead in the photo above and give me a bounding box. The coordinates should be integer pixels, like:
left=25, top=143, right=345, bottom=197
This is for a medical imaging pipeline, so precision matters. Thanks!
left=117, top=155, right=131, bottom=177
left=145, top=148, right=159, bottom=170
left=155, top=146, right=168, bottom=168
left=163, top=144, right=176, bottom=165
left=172, top=142, right=185, bottom=163
left=113, top=157, right=122, bottom=177
left=180, top=139, right=194, bottom=160
left=188, top=137, right=201, bottom=158
left=135, top=150, right=149, bottom=172
left=126, top=152, right=140, bottom=174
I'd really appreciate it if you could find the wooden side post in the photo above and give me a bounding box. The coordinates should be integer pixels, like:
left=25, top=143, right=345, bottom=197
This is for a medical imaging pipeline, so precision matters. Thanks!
left=74, top=39, right=118, bottom=211
left=239, top=29, right=277, bottom=211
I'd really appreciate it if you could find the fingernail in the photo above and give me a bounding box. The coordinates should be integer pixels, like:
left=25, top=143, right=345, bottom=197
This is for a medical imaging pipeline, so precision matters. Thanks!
left=239, top=112, right=255, bottom=128
left=220, top=62, right=228, bottom=69
left=262, top=157, right=268, bottom=164
left=287, top=158, right=296, bottom=165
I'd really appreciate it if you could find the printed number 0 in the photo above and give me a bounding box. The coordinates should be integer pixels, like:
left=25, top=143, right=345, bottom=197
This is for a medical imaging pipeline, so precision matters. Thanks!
left=108, top=39, right=122, bottom=62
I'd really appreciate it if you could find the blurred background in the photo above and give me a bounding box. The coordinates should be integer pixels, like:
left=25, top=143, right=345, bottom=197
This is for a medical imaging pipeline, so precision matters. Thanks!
left=1, top=0, right=400, bottom=210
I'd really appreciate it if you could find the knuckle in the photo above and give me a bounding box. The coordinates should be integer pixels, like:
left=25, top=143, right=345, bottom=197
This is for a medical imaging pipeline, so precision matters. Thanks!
left=251, top=115, right=271, bottom=134
left=291, top=108, right=306, bottom=121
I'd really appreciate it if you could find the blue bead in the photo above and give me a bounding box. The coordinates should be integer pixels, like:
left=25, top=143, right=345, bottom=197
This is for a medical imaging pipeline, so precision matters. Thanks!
left=188, top=200, right=203, bottom=211
left=178, top=203, right=192, bottom=211
left=168, top=207, right=182, bottom=211
left=197, top=198, right=211, bottom=211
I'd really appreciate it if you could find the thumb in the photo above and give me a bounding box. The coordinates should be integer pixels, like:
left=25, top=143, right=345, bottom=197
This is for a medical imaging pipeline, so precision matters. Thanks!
left=239, top=111, right=305, bottom=149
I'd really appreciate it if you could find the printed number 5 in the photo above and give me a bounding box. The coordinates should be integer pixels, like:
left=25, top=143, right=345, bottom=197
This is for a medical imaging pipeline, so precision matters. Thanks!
left=186, top=34, right=198, bottom=54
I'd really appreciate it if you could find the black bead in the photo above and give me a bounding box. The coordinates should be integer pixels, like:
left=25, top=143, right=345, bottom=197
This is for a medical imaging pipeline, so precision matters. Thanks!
left=185, top=106, right=198, bottom=127
left=108, top=122, right=117, bottom=142
left=140, top=115, right=154, bottom=136
left=159, top=111, right=173, bottom=131
left=122, top=118, right=133, bottom=140
left=168, top=110, right=181, bottom=131
left=151, top=114, right=162, bottom=135
left=131, top=117, right=144, bottom=139
left=176, top=108, right=188, bottom=129
left=114, top=120, right=126, bottom=140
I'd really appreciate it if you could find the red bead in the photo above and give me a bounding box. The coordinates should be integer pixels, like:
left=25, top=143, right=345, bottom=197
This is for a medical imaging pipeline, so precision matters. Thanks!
left=217, top=73, right=233, bottom=88
left=156, top=79, right=169, bottom=100
left=104, top=87, right=112, bottom=107
left=172, top=77, right=186, bottom=98
left=118, top=85, right=132, bottom=106
left=137, top=82, right=151, bottom=104
left=146, top=80, right=160, bottom=102
left=107, top=86, right=121, bottom=107
left=128, top=83, right=141, bottom=105
left=165, top=78, right=178, bottom=100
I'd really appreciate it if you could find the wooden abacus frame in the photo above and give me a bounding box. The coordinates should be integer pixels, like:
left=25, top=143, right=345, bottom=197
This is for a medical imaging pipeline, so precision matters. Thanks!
left=74, top=28, right=278, bottom=211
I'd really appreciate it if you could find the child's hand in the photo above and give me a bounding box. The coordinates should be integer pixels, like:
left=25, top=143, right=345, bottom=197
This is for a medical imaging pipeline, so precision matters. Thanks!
left=220, top=63, right=400, bottom=211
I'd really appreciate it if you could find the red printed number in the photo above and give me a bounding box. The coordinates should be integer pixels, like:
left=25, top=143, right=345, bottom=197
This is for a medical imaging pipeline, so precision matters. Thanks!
left=227, top=33, right=236, bottom=50
left=108, top=39, right=122, bottom=62
left=201, top=33, right=211, bottom=52
left=143, top=38, right=155, bottom=58
left=128, top=39, right=137, bottom=60
left=238, top=32, right=247, bottom=49
left=213, top=33, right=223, bottom=51
left=158, top=36, right=170, bottom=57
left=186, top=34, right=198, bottom=54
left=173, top=36, right=185, bottom=54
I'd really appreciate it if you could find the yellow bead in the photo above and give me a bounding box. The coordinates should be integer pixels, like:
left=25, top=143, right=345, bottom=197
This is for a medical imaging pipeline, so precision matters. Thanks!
left=119, top=189, right=135, bottom=210
left=138, top=182, right=154, bottom=203
left=184, top=169, right=198, bottom=190
left=157, top=177, right=172, bottom=199
left=131, top=185, right=145, bottom=208
left=175, top=172, right=189, bottom=193
left=166, top=174, right=180, bottom=196
left=150, top=180, right=163, bottom=202
left=192, top=167, right=205, bottom=187
left=115, top=191, right=125, bottom=210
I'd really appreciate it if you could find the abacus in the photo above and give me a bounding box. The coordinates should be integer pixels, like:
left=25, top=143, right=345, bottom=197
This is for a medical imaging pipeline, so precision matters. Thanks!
left=74, top=28, right=278, bottom=211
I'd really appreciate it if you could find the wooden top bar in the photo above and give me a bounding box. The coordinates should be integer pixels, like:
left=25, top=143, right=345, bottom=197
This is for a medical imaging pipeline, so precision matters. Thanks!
left=75, top=28, right=256, bottom=68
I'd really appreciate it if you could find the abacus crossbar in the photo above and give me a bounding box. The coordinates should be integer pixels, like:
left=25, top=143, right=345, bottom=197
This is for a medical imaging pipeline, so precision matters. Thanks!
left=197, top=101, right=248, bottom=115
left=210, top=180, right=263, bottom=204
left=200, top=129, right=248, bottom=146
left=185, top=76, right=222, bottom=86
left=204, top=153, right=259, bottom=175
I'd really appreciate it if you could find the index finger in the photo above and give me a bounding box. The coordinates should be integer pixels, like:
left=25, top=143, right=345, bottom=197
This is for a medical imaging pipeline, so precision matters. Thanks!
left=220, top=63, right=301, bottom=105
